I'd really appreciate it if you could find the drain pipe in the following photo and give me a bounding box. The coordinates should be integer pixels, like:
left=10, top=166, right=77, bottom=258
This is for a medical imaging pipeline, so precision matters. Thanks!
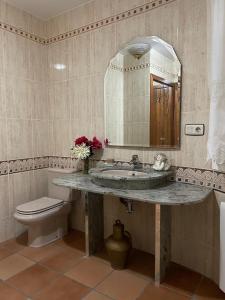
left=120, top=198, right=134, bottom=214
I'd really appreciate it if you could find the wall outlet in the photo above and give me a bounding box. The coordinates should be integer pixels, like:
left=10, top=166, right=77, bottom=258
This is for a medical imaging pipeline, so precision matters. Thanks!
left=185, top=124, right=205, bottom=136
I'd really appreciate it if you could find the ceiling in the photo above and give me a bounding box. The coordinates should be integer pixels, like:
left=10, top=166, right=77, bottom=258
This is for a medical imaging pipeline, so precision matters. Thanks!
left=4, top=0, right=92, bottom=20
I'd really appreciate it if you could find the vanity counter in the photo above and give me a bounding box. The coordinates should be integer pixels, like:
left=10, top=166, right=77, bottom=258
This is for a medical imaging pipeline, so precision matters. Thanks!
left=53, top=171, right=212, bottom=285
left=53, top=172, right=212, bottom=205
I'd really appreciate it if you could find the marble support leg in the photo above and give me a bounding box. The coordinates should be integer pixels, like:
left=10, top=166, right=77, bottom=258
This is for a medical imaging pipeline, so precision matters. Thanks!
left=155, top=204, right=171, bottom=285
left=83, top=191, right=104, bottom=256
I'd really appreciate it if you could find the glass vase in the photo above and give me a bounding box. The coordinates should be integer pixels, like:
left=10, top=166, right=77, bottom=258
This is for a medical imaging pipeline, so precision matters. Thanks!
left=83, top=158, right=90, bottom=174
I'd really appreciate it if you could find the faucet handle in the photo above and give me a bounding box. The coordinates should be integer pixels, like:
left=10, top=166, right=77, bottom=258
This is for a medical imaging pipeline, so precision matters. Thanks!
left=131, top=154, right=139, bottom=162
left=130, top=155, right=142, bottom=170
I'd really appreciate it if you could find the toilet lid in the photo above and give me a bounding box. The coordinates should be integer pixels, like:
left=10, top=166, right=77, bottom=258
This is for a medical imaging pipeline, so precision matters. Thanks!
left=16, top=197, right=64, bottom=215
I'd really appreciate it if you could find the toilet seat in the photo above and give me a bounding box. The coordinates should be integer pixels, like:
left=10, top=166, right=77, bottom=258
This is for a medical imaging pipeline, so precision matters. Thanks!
left=16, top=197, right=64, bottom=215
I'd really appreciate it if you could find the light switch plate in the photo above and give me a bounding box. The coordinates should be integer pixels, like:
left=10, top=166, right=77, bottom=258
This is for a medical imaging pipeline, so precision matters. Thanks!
left=185, top=124, right=205, bottom=136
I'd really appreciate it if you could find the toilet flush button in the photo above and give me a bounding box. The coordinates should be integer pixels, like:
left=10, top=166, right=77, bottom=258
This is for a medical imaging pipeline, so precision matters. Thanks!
left=185, top=124, right=205, bottom=136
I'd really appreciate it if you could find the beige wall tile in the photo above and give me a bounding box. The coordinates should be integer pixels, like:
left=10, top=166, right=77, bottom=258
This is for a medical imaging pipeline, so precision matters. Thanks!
left=116, top=14, right=146, bottom=49
left=7, top=119, right=33, bottom=160
left=93, top=0, right=114, bottom=21
left=48, top=81, right=71, bottom=119
left=51, top=119, right=72, bottom=157
left=31, top=82, right=49, bottom=120
left=46, top=1, right=95, bottom=38
left=0, top=32, right=4, bottom=76
left=0, top=175, right=10, bottom=220
left=68, top=33, right=92, bottom=78
left=9, top=171, right=33, bottom=212
left=31, top=169, right=48, bottom=200
left=32, top=120, right=49, bottom=157
left=91, top=24, right=116, bottom=75
left=145, top=1, right=179, bottom=47
left=5, top=77, right=33, bottom=120
left=112, top=0, right=145, bottom=15
left=68, top=2, right=95, bottom=33
left=48, top=41, right=70, bottom=82
left=0, top=119, right=7, bottom=161
left=3, top=33, right=30, bottom=80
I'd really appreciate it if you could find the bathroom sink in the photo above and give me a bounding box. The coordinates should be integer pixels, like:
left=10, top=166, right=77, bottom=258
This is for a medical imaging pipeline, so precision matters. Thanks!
left=101, top=169, right=147, bottom=177
left=89, top=167, right=172, bottom=190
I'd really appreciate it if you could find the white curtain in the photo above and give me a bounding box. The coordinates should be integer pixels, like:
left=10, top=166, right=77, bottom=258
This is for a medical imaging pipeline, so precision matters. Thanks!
left=207, top=0, right=225, bottom=170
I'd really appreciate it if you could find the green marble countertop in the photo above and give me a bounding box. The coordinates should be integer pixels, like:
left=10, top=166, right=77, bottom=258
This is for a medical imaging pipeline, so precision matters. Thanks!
left=53, top=172, right=213, bottom=206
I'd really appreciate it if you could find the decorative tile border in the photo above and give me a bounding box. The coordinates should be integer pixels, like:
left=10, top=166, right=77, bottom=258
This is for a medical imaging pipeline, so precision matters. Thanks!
left=8, top=158, right=33, bottom=174
left=0, top=0, right=175, bottom=45
left=0, top=21, right=45, bottom=44
left=33, top=157, right=49, bottom=169
left=110, top=62, right=178, bottom=79
left=0, top=161, right=9, bottom=176
left=46, top=0, right=176, bottom=45
left=174, top=167, right=216, bottom=188
left=48, top=156, right=98, bottom=170
left=0, top=156, right=49, bottom=175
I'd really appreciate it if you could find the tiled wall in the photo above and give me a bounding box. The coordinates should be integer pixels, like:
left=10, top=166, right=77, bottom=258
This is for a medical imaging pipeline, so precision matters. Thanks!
left=0, top=0, right=48, bottom=241
left=0, top=0, right=221, bottom=284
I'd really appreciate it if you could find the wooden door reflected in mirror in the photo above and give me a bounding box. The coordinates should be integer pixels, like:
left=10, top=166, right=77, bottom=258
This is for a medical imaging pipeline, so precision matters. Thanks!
left=150, top=74, right=180, bottom=148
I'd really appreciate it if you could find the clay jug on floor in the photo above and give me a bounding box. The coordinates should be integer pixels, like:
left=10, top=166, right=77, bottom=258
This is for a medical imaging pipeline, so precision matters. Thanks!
left=105, top=220, right=132, bottom=269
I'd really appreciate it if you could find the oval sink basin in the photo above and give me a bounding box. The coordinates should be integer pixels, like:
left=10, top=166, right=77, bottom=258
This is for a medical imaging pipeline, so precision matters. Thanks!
left=101, top=169, right=147, bottom=177
left=89, top=167, right=172, bottom=190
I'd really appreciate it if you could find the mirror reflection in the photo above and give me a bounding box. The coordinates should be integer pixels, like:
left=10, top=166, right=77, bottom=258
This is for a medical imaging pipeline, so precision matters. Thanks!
left=104, top=36, right=181, bottom=149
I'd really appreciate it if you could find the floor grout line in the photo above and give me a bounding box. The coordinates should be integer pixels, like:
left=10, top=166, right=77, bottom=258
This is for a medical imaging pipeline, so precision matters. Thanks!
left=4, top=280, right=33, bottom=299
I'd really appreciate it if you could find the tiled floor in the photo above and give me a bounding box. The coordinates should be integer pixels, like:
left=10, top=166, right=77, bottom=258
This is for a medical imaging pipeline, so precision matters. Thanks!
left=0, top=230, right=224, bottom=300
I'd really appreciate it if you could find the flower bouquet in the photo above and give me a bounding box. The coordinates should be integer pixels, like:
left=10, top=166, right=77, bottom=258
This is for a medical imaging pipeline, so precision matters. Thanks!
left=71, top=136, right=108, bottom=174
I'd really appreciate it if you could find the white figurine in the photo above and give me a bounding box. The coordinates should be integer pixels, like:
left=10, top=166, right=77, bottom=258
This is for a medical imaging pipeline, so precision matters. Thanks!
left=152, top=153, right=171, bottom=171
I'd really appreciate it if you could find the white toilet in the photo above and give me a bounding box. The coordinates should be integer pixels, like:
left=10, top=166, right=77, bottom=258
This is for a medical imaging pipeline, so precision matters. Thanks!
left=14, top=168, right=76, bottom=247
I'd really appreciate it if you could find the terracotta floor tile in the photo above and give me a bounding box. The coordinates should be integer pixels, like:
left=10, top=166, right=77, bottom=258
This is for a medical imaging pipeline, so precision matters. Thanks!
left=83, top=290, right=112, bottom=300
left=40, top=247, right=84, bottom=273
left=0, top=234, right=27, bottom=254
left=96, top=270, right=149, bottom=300
left=56, top=230, right=85, bottom=252
left=138, top=283, right=191, bottom=300
left=19, top=244, right=62, bottom=262
left=195, top=277, right=225, bottom=299
left=0, top=247, right=14, bottom=261
left=7, top=264, right=59, bottom=296
left=162, top=263, right=202, bottom=296
left=65, top=257, right=112, bottom=288
left=0, top=254, right=35, bottom=280
left=34, top=275, right=90, bottom=300
left=0, top=282, right=26, bottom=300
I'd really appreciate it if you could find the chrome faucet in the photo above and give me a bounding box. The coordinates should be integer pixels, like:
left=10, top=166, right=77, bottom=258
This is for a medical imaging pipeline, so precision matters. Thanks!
left=130, top=155, right=142, bottom=170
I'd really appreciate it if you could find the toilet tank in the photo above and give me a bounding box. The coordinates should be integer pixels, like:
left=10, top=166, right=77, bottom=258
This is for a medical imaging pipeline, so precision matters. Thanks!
left=48, top=168, right=77, bottom=202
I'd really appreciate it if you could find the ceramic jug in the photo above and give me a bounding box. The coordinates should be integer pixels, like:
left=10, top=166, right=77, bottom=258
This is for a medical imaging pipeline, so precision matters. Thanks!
left=105, top=220, right=132, bottom=269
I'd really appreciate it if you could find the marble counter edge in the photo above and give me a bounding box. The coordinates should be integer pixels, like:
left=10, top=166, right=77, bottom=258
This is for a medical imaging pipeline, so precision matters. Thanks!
left=53, top=173, right=213, bottom=206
